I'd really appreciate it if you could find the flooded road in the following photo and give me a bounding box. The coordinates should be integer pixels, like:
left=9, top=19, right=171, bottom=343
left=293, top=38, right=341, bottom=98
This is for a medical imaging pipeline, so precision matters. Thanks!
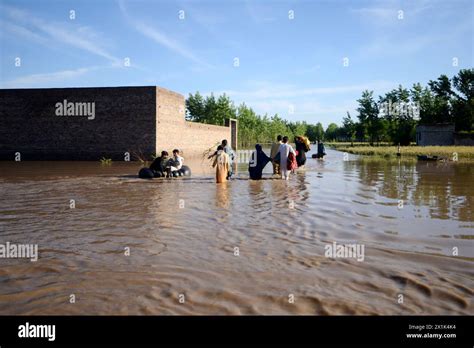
left=0, top=148, right=473, bottom=315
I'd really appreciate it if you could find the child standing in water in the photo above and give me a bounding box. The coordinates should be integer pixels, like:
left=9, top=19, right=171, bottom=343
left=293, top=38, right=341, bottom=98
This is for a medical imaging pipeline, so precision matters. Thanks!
left=212, top=145, right=230, bottom=183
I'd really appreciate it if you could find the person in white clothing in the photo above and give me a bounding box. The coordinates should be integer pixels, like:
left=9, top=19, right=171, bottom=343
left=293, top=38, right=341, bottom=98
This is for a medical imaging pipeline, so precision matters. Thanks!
left=167, top=149, right=184, bottom=175
left=277, top=136, right=296, bottom=180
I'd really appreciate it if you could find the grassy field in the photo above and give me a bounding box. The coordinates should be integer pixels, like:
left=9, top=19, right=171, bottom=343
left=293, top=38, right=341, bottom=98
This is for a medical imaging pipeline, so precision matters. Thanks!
left=327, top=142, right=396, bottom=148
left=327, top=143, right=474, bottom=161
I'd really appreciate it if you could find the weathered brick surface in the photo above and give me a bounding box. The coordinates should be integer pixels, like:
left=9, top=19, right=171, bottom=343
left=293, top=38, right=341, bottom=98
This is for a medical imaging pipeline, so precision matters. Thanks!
left=182, top=121, right=231, bottom=158
left=155, top=87, right=230, bottom=159
left=0, top=86, right=231, bottom=160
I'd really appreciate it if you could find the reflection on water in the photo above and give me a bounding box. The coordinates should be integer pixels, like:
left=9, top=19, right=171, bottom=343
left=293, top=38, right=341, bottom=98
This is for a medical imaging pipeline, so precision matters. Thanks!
left=343, top=158, right=474, bottom=223
left=215, top=183, right=231, bottom=209
left=0, top=149, right=472, bottom=315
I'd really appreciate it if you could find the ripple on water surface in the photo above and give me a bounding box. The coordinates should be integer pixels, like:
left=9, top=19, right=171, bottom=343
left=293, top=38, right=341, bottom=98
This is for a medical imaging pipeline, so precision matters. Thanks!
left=0, top=150, right=473, bottom=314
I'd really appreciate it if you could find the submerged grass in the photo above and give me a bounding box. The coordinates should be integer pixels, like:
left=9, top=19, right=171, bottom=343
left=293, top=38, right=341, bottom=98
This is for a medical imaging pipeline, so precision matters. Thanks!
left=327, top=142, right=397, bottom=148
left=100, top=157, right=113, bottom=165
left=333, top=145, right=474, bottom=161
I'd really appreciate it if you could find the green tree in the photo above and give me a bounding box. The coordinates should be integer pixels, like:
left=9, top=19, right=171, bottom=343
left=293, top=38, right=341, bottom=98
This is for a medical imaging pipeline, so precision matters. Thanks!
left=410, top=83, right=435, bottom=125
left=379, top=86, right=415, bottom=145
left=269, top=114, right=291, bottom=141
left=428, top=74, right=453, bottom=124
left=214, top=94, right=236, bottom=125
left=315, top=122, right=325, bottom=140
left=342, top=112, right=356, bottom=145
left=203, top=94, right=217, bottom=124
left=357, top=90, right=380, bottom=144
left=451, top=68, right=474, bottom=131
left=186, top=92, right=206, bottom=122
left=325, top=123, right=339, bottom=141
left=306, top=123, right=320, bottom=142
left=288, top=121, right=308, bottom=139
left=236, top=103, right=258, bottom=147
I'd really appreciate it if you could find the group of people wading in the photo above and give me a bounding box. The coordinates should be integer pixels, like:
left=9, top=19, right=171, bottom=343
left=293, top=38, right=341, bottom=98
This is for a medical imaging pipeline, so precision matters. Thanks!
left=210, top=135, right=311, bottom=183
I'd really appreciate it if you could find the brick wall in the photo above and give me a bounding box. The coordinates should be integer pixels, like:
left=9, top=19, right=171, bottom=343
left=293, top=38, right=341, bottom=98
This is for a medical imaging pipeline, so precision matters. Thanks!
left=0, top=86, right=156, bottom=160
left=0, top=86, right=232, bottom=160
left=155, top=87, right=231, bottom=159
left=182, top=121, right=231, bottom=157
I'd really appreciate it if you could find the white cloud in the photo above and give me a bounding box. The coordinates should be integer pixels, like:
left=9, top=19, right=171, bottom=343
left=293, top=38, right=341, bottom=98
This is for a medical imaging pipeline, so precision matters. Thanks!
left=361, top=33, right=439, bottom=57
left=294, top=64, right=321, bottom=75
left=249, top=99, right=357, bottom=116
left=177, top=1, right=242, bottom=52
left=1, top=67, right=97, bottom=88
left=213, top=80, right=396, bottom=99
left=245, top=0, right=278, bottom=24
left=352, top=1, right=472, bottom=59
left=1, top=5, right=121, bottom=64
left=358, top=15, right=473, bottom=58
left=352, top=6, right=397, bottom=21
left=352, top=0, right=433, bottom=24
left=134, top=22, right=210, bottom=67
left=118, top=0, right=211, bottom=68
left=241, top=97, right=359, bottom=126
left=0, top=19, right=48, bottom=45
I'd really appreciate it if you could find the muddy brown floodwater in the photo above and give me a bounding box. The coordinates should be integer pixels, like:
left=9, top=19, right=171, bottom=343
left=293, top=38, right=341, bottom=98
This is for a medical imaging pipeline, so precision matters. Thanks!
left=0, top=148, right=472, bottom=315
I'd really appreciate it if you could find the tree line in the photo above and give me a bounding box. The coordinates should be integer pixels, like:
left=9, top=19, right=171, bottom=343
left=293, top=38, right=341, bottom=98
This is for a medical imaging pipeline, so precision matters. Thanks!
left=186, top=92, right=313, bottom=148
left=185, top=69, right=473, bottom=147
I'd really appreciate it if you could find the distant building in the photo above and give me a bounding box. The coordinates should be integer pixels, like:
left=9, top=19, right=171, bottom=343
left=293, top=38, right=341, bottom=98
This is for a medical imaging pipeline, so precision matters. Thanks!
left=454, top=132, right=474, bottom=146
left=416, top=124, right=455, bottom=146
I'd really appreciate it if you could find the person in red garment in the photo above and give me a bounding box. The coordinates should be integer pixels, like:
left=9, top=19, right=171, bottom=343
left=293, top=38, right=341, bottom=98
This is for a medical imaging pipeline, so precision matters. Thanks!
left=287, top=149, right=298, bottom=174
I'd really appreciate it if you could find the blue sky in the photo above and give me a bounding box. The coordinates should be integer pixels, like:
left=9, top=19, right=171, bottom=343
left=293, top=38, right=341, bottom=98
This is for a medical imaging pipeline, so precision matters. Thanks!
left=0, top=0, right=472, bottom=127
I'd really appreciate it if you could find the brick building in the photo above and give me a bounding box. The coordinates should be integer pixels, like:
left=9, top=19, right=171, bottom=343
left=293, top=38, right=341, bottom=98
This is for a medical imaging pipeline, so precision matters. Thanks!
left=415, top=124, right=455, bottom=146
left=0, top=86, right=237, bottom=160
